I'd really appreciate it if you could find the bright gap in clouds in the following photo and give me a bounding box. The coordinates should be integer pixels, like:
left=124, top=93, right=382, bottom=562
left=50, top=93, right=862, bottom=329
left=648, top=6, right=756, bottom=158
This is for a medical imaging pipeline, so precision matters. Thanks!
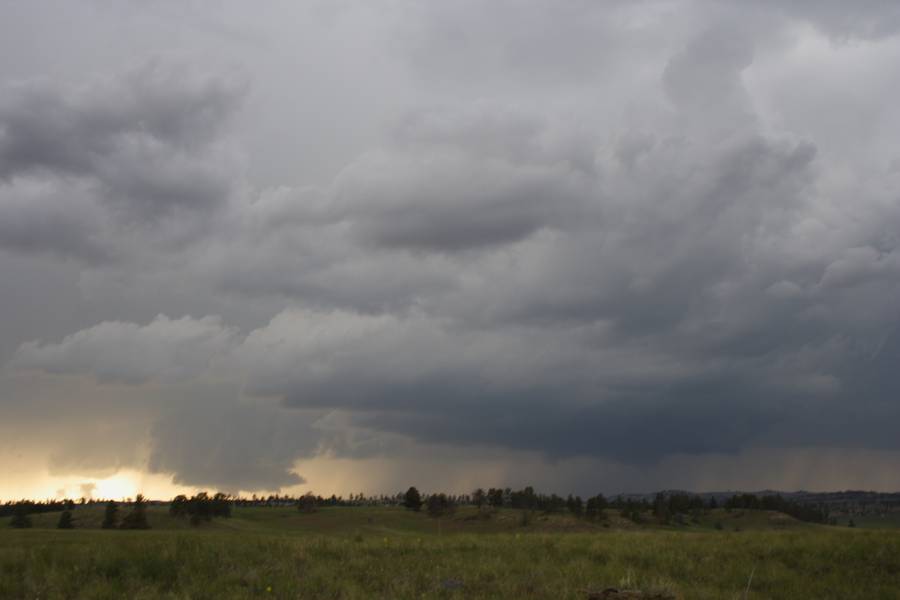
left=0, top=471, right=193, bottom=503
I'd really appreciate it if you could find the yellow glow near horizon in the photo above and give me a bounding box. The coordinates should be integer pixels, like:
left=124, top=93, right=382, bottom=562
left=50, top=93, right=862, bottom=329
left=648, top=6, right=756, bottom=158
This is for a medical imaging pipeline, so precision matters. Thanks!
left=0, top=469, right=204, bottom=502
left=93, top=475, right=138, bottom=501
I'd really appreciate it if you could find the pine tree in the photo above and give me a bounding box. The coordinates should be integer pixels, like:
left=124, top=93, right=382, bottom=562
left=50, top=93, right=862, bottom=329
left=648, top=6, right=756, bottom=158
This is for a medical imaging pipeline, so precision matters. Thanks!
left=120, top=494, right=150, bottom=529
left=101, top=500, right=119, bottom=529
left=9, top=504, right=32, bottom=529
left=426, top=493, right=455, bottom=518
left=403, top=487, right=422, bottom=511
left=297, top=493, right=318, bottom=514
left=57, top=510, right=74, bottom=529
left=566, top=494, right=584, bottom=518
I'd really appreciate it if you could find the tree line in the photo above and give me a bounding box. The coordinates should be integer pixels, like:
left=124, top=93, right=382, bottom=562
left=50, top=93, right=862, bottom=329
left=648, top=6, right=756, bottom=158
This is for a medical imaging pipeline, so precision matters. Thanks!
left=4, top=495, right=151, bottom=529
left=721, top=493, right=830, bottom=524
left=170, top=492, right=232, bottom=524
left=5, top=487, right=833, bottom=529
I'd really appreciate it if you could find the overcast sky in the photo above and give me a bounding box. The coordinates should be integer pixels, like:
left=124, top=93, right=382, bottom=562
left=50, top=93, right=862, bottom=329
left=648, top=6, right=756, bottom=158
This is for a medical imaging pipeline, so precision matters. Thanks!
left=2, top=0, right=900, bottom=500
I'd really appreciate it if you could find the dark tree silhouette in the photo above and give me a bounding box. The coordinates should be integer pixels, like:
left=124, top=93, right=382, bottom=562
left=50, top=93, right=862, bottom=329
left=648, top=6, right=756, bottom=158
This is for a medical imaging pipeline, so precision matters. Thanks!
left=403, top=487, right=422, bottom=511
left=426, top=493, right=455, bottom=519
left=170, top=495, right=189, bottom=518
left=120, top=494, right=150, bottom=529
left=212, top=493, right=232, bottom=519
left=297, top=493, right=318, bottom=514
left=101, top=500, right=119, bottom=529
left=188, top=492, right=212, bottom=526
left=57, top=510, right=74, bottom=529
left=566, top=494, right=584, bottom=518
left=653, top=492, right=671, bottom=524
left=9, top=504, right=32, bottom=529
left=170, top=492, right=232, bottom=525
left=585, top=494, right=608, bottom=521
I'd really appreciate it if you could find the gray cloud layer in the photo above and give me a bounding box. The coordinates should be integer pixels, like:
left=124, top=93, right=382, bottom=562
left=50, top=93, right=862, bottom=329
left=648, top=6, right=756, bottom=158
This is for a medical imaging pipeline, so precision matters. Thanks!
left=2, top=1, right=900, bottom=492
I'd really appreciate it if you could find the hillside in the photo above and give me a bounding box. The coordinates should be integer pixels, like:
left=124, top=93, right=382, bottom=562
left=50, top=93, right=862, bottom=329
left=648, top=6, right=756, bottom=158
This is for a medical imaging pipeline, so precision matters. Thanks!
left=1, top=506, right=898, bottom=599
left=4, top=504, right=818, bottom=535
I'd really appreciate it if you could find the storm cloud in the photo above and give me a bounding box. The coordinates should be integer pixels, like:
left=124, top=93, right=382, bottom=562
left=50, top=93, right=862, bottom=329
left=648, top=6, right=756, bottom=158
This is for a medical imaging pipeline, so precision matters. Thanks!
left=2, top=1, right=900, bottom=494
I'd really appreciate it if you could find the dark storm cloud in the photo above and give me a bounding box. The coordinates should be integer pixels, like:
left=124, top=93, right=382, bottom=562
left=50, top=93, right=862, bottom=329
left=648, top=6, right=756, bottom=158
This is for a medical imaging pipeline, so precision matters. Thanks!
left=333, top=150, right=589, bottom=253
left=0, top=183, right=110, bottom=262
left=3, top=1, right=900, bottom=492
left=0, top=62, right=242, bottom=178
left=0, top=62, right=244, bottom=228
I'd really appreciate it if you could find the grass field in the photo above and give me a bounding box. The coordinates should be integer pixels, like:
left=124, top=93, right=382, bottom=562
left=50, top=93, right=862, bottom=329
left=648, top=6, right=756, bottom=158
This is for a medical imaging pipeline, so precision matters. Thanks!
left=2, top=505, right=899, bottom=599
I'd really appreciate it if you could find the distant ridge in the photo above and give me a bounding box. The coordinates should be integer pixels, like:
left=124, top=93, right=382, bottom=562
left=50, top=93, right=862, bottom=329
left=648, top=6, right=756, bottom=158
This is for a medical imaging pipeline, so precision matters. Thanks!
left=611, top=490, right=900, bottom=514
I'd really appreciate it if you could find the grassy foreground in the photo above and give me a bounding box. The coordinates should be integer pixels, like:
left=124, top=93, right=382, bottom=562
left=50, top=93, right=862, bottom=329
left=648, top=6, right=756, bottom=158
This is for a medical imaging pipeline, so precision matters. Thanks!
left=1, top=506, right=899, bottom=599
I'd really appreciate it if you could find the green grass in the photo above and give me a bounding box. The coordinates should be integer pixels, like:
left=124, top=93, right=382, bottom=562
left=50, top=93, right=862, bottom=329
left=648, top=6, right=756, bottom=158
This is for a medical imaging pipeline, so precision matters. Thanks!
left=832, top=513, right=900, bottom=529
left=1, top=506, right=898, bottom=599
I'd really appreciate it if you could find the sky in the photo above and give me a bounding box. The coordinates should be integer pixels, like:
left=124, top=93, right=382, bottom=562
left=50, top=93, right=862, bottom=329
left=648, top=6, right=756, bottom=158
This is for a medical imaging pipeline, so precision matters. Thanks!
left=2, top=0, right=900, bottom=501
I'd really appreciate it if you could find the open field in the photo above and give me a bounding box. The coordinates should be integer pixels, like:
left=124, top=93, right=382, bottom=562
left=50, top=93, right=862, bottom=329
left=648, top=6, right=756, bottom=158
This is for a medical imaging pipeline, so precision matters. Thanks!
left=832, top=513, right=900, bottom=530
left=2, top=506, right=899, bottom=599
